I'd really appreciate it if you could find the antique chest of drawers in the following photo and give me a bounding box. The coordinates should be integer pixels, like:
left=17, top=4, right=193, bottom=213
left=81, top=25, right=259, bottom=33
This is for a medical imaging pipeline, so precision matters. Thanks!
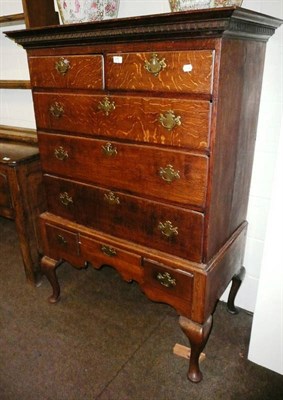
left=7, top=8, right=281, bottom=383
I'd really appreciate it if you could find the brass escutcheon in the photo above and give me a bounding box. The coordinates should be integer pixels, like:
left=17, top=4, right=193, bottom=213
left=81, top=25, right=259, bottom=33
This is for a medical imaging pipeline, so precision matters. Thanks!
left=102, top=142, right=117, bottom=157
left=98, top=97, right=116, bottom=116
left=159, top=164, right=180, bottom=184
left=156, top=272, right=177, bottom=288
left=101, top=245, right=117, bottom=257
left=158, top=221, right=178, bottom=238
left=159, top=110, right=181, bottom=131
left=57, top=234, right=67, bottom=246
left=55, top=57, right=70, bottom=75
left=49, top=102, right=64, bottom=119
left=54, top=146, right=69, bottom=161
left=144, top=53, right=167, bottom=77
left=59, top=192, right=73, bottom=207
left=104, top=191, right=120, bottom=205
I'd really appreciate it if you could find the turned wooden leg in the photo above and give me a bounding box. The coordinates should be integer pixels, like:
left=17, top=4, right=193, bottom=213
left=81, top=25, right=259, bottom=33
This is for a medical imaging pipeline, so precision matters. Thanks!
left=179, top=315, right=213, bottom=383
left=227, top=266, right=246, bottom=314
left=41, top=256, right=61, bottom=304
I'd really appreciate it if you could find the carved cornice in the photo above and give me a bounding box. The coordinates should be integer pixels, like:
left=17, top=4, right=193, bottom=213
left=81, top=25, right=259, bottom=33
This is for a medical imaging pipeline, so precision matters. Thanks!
left=5, top=7, right=282, bottom=49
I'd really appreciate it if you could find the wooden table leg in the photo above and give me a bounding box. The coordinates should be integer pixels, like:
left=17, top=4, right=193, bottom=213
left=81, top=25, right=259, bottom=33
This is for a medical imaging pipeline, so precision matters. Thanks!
left=41, top=255, right=61, bottom=304
left=227, top=266, right=246, bottom=314
left=179, top=315, right=213, bottom=383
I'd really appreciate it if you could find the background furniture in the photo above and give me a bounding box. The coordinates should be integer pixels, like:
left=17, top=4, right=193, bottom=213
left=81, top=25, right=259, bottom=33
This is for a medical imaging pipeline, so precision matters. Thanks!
left=0, top=139, right=46, bottom=284
left=7, top=6, right=281, bottom=383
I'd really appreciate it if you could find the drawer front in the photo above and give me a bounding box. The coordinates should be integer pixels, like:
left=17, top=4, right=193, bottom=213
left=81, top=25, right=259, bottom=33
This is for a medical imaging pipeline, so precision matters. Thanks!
left=44, top=223, right=80, bottom=260
left=143, top=259, right=194, bottom=301
left=80, top=236, right=143, bottom=282
left=29, top=55, right=103, bottom=89
left=106, top=50, right=214, bottom=94
left=44, top=175, right=204, bottom=262
left=38, top=133, right=208, bottom=209
left=33, top=92, right=210, bottom=150
left=0, top=168, right=12, bottom=210
left=142, top=259, right=194, bottom=317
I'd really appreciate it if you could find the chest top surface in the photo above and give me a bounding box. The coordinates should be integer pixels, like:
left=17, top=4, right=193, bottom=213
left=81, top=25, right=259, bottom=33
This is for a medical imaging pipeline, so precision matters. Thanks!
left=5, top=7, right=282, bottom=49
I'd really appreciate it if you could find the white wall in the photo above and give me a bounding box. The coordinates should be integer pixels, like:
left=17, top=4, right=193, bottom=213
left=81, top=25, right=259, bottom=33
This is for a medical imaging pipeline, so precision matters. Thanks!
left=0, top=0, right=282, bottom=314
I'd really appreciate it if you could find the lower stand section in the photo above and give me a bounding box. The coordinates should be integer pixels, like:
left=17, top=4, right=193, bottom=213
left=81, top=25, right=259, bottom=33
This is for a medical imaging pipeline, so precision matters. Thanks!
left=227, top=266, right=246, bottom=314
left=179, top=315, right=213, bottom=383
left=41, top=256, right=62, bottom=304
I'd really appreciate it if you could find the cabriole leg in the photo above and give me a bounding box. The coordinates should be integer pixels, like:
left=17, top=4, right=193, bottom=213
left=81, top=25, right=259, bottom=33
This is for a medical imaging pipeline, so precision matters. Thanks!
left=227, top=266, right=246, bottom=314
left=41, top=256, right=61, bottom=304
left=179, top=315, right=213, bottom=383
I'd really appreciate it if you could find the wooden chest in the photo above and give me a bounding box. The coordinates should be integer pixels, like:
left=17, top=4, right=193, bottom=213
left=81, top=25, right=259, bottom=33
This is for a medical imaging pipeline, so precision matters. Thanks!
left=7, top=8, right=281, bottom=382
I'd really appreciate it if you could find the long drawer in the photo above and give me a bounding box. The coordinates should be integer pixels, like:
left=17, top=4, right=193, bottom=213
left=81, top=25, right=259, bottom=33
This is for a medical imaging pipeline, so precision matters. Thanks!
left=105, top=50, right=214, bottom=94
left=44, top=175, right=204, bottom=262
left=28, top=55, right=104, bottom=89
left=33, top=92, right=211, bottom=150
left=38, top=133, right=208, bottom=209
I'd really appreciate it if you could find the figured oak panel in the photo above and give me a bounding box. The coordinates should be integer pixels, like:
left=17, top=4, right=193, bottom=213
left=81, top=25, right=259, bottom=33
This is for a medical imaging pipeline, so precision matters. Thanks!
left=106, top=50, right=214, bottom=94
left=29, top=55, right=103, bottom=89
left=38, top=132, right=208, bottom=209
left=33, top=92, right=211, bottom=150
left=43, top=175, right=204, bottom=262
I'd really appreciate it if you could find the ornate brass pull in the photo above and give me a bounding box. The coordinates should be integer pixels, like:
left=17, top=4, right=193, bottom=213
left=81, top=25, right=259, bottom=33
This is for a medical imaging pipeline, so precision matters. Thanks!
left=98, top=97, right=116, bottom=116
left=144, top=53, right=167, bottom=77
left=54, top=146, right=69, bottom=161
left=50, top=102, right=64, bottom=119
left=102, top=142, right=117, bottom=157
left=156, top=272, right=177, bottom=288
left=159, top=110, right=181, bottom=131
left=59, top=192, right=73, bottom=207
left=104, top=191, right=120, bottom=205
left=158, top=221, right=178, bottom=238
left=57, top=234, right=67, bottom=246
left=55, top=57, right=70, bottom=75
left=159, top=165, right=180, bottom=184
left=101, top=245, right=117, bottom=257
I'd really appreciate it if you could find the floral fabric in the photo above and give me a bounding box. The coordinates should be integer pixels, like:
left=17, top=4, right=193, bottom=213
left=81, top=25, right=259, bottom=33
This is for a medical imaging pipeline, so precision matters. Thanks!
left=57, top=0, right=120, bottom=24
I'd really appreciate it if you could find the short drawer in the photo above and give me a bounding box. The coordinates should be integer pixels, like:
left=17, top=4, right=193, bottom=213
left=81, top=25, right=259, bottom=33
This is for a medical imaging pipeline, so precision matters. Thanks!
left=106, top=50, right=214, bottom=94
left=43, top=175, right=204, bottom=262
left=143, top=258, right=194, bottom=301
left=44, top=223, right=80, bottom=260
left=141, top=258, right=194, bottom=316
left=28, top=55, right=103, bottom=89
left=33, top=92, right=210, bottom=150
left=38, top=133, right=208, bottom=209
left=80, top=236, right=143, bottom=282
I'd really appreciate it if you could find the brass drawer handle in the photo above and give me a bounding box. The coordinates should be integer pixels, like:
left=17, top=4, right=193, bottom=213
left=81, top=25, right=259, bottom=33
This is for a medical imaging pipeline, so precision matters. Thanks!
left=159, top=164, right=180, bottom=184
left=98, top=97, right=116, bottom=116
left=102, top=142, right=117, bottom=157
left=159, top=110, right=181, bottom=131
left=59, top=192, right=73, bottom=207
left=104, top=191, right=120, bottom=205
left=101, top=245, right=117, bottom=257
left=54, top=146, right=69, bottom=161
left=158, top=221, right=178, bottom=238
left=144, top=53, right=166, bottom=77
left=57, top=234, right=67, bottom=246
left=156, top=272, right=176, bottom=288
left=50, top=102, right=64, bottom=119
left=55, top=57, right=70, bottom=75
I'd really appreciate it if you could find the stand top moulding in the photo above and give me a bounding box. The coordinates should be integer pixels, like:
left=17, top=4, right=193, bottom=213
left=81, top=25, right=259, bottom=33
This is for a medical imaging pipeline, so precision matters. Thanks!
left=5, top=7, right=282, bottom=48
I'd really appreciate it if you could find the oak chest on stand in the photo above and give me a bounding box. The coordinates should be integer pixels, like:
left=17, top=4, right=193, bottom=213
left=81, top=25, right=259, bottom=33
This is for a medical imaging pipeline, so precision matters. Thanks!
left=7, top=7, right=281, bottom=382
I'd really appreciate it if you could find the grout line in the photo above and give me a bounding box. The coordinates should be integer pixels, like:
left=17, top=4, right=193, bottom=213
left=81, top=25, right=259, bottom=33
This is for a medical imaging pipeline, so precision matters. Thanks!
left=94, top=313, right=169, bottom=399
